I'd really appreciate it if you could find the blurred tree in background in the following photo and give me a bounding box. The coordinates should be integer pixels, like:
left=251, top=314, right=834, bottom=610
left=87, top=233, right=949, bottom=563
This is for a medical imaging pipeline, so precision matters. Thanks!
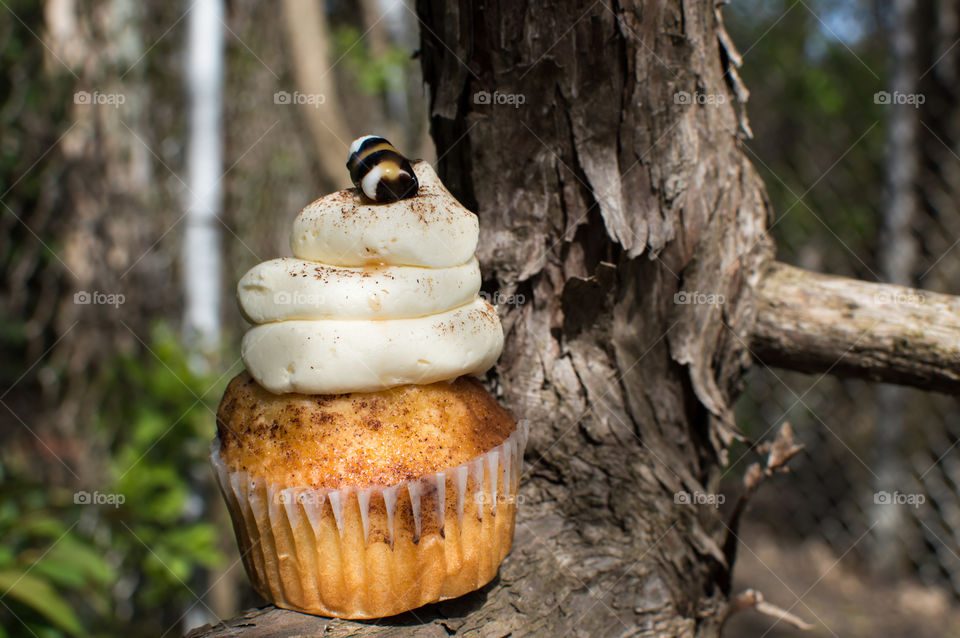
left=1, top=0, right=425, bottom=635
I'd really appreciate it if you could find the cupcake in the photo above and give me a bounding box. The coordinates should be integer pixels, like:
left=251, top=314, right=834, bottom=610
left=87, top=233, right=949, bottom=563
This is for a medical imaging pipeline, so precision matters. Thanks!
left=211, top=137, right=526, bottom=619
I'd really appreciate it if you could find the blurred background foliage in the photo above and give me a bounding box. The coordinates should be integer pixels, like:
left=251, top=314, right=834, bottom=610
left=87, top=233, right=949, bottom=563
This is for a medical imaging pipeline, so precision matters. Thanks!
left=2, top=0, right=958, bottom=636
left=0, top=0, right=427, bottom=635
left=331, top=24, right=410, bottom=96
left=723, top=0, right=890, bottom=478
left=727, top=0, right=888, bottom=279
left=727, top=2, right=960, bottom=636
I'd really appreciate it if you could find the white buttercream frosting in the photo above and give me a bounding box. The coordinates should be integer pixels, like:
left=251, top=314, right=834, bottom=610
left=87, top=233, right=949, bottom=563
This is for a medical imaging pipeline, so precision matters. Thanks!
left=241, top=298, right=503, bottom=394
left=290, top=162, right=478, bottom=268
left=237, top=161, right=503, bottom=394
left=238, top=257, right=481, bottom=322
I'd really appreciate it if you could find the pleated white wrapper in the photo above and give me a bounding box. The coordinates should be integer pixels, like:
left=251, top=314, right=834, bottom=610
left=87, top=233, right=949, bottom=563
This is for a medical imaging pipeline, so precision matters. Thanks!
left=210, top=420, right=529, bottom=619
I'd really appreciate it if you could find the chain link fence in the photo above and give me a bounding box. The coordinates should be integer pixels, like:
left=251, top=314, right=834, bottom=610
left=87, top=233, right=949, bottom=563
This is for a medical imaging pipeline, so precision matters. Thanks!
left=722, top=0, right=960, bottom=605
left=732, top=341, right=960, bottom=599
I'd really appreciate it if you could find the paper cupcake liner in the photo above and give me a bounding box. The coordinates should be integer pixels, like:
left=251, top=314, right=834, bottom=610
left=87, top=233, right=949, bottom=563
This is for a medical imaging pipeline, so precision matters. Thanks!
left=210, top=420, right=528, bottom=619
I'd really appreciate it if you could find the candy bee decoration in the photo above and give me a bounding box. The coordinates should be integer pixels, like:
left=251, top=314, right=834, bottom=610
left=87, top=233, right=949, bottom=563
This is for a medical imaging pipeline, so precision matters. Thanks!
left=346, top=135, right=419, bottom=203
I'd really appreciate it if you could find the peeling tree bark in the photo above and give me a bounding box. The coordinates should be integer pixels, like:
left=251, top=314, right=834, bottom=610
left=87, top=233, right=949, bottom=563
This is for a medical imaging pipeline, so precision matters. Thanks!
left=407, top=2, right=771, bottom=634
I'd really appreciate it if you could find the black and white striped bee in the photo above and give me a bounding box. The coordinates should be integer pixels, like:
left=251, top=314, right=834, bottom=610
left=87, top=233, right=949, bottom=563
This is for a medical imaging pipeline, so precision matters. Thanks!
left=346, top=135, right=419, bottom=203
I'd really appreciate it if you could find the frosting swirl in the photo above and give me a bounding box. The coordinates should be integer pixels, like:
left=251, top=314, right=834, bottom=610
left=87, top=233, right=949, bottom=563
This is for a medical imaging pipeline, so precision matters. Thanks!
left=290, top=162, right=478, bottom=267
left=238, top=161, right=504, bottom=394
left=238, top=257, right=481, bottom=322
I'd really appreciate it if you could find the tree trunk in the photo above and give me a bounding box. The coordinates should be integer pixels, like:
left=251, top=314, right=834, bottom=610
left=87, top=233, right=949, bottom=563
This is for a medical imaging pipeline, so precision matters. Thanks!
left=873, top=0, right=919, bottom=576
left=280, top=0, right=354, bottom=190
left=414, top=1, right=769, bottom=634
left=873, top=0, right=960, bottom=592
left=183, top=0, right=225, bottom=365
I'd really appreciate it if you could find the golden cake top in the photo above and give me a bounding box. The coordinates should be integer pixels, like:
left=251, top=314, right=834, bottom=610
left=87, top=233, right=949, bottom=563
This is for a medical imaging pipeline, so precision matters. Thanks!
left=216, top=371, right=516, bottom=490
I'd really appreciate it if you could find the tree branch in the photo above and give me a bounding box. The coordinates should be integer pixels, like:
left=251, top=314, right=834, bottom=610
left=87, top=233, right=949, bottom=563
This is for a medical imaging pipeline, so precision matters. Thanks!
left=751, top=261, right=960, bottom=393
left=722, top=422, right=803, bottom=568
left=722, top=588, right=814, bottom=631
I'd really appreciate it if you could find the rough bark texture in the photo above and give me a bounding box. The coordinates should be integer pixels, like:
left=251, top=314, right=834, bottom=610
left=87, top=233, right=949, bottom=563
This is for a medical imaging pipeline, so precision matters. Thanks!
left=411, top=1, right=772, bottom=635
left=190, top=1, right=775, bottom=636
left=752, top=261, right=960, bottom=394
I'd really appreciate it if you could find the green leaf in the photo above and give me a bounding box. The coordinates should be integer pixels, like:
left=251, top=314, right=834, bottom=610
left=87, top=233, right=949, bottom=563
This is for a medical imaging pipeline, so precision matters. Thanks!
left=16, top=515, right=69, bottom=539
left=130, top=412, right=169, bottom=449
left=30, top=536, right=115, bottom=589
left=0, top=569, right=84, bottom=636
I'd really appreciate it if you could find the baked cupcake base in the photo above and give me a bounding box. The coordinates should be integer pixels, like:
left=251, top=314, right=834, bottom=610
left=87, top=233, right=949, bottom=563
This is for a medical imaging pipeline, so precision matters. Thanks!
left=210, top=420, right=528, bottom=619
